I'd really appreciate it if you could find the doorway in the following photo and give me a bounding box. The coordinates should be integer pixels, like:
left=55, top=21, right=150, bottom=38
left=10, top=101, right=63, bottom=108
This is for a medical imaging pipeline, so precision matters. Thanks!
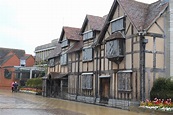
left=100, top=78, right=110, bottom=104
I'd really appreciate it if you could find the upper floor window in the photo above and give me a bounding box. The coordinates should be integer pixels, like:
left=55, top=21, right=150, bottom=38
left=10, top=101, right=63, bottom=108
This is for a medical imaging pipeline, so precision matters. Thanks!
left=20, top=59, right=26, bottom=66
left=106, top=38, right=125, bottom=64
left=60, top=53, right=68, bottom=65
left=111, top=16, right=125, bottom=33
left=83, top=47, right=93, bottom=62
left=49, top=58, right=55, bottom=67
left=83, top=30, right=94, bottom=41
left=61, top=39, right=68, bottom=48
left=106, top=39, right=124, bottom=58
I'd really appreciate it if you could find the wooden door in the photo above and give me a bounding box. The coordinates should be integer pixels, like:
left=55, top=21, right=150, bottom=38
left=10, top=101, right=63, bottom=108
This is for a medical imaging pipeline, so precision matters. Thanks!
left=100, top=78, right=110, bottom=103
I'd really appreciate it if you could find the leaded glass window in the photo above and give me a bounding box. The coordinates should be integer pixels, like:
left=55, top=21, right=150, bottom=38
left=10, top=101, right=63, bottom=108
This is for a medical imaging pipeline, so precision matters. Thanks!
left=61, top=39, right=68, bottom=48
left=82, top=74, right=93, bottom=90
left=111, top=17, right=125, bottom=33
left=83, top=47, right=93, bottom=61
left=117, top=72, right=131, bottom=91
left=60, top=53, right=67, bottom=65
left=83, top=30, right=94, bottom=41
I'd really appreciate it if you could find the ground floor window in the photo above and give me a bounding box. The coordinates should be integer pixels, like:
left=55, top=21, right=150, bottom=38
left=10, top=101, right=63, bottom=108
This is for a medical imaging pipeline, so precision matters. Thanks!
left=80, top=73, right=94, bottom=96
left=117, top=71, right=132, bottom=91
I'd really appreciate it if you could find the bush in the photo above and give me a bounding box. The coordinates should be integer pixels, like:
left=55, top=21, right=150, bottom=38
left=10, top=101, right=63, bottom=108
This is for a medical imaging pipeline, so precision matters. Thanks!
left=150, top=77, right=173, bottom=100
left=26, top=78, right=42, bottom=89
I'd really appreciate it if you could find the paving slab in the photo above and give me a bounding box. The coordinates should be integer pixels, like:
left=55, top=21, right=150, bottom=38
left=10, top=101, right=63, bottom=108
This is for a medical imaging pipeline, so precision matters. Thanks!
left=0, top=90, right=148, bottom=115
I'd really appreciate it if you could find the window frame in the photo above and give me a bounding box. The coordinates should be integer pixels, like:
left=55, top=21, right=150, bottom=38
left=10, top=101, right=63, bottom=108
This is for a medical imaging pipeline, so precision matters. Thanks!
left=60, top=53, right=68, bottom=65
left=83, top=30, right=94, bottom=41
left=82, top=46, right=93, bottom=62
left=82, top=73, right=93, bottom=90
left=117, top=71, right=132, bottom=92
left=106, top=39, right=125, bottom=59
left=61, top=39, right=69, bottom=48
left=110, top=16, right=125, bottom=33
left=49, top=58, right=55, bottom=67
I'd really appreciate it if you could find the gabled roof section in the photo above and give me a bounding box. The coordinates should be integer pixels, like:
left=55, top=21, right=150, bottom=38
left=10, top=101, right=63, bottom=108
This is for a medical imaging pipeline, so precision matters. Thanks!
left=0, top=54, right=15, bottom=66
left=118, top=0, right=149, bottom=31
left=80, top=15, right=106, bottom=33
left=144, top=0, right=168, bottom=30
left=118, top=0, right=168, bottom=31
left=48, top=43, right=61, bottom=59
left=20, top=54, right=33, bottom=60
left=95, top=0, right=168, bottom=46
left=0, top=47, right=25, bottom=59
left=66, top=40, right=83, bottom=54
left=59, top=26, right=82, bottom=42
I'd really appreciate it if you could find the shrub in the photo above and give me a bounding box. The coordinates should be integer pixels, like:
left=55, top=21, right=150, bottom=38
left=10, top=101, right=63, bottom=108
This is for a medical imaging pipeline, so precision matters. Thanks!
left=26, top=78, right=42, bottom=89
left=150, top=77, right=173, bottom=100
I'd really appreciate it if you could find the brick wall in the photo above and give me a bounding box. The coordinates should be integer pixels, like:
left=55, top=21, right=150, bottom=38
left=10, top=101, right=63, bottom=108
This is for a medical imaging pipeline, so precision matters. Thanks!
left=26, top=56, right=35, bottom=67
left=0, top=54, right=20, bottom=89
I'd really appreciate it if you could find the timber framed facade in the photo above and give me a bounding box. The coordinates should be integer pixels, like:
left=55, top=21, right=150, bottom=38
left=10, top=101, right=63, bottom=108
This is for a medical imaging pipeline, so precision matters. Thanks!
left=43, top=0, right=172, bottom=109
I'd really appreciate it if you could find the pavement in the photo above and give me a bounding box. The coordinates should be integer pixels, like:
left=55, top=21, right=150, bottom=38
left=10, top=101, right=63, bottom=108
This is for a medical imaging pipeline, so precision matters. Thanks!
left=0, top=90, right=148, bottom=115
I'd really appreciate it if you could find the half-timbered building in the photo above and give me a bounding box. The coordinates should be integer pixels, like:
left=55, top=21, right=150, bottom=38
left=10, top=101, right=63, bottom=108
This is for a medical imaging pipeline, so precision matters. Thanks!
left=42, top=43, right=61, bottom=97
left=44, top=26, right=82, bottom=98
left=75, top=15, right=106, bottom=103
left=94, top=0, right=169, bottom=108
left=43, top=0, right=173, bottom=110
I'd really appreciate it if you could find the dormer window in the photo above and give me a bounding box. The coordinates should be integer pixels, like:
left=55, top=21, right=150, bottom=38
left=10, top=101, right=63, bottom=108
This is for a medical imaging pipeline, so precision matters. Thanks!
left=20, top=59, right=26, bottom=66
left=61, top=39, right=68, bottom=48
left=83, top=30, right=94, bottom=41
left=83, top=47, right=93, bottom=62
left=60, top=53, right=68, bottom=65
left=111, top=16, right=125, bottom=33
left=49, top=58, right=55, bottom=67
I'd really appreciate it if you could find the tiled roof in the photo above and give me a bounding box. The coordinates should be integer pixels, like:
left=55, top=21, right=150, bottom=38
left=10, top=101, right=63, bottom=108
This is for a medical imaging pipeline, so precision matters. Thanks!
left=0, top=47, right=25, bottom=59
left=95, top=0, right=168, bottom=46
left=0, top=54, right=14, bottom=65
left=144, top=0, right=168, bottom=30
left=66, top=40, right=83, bottom=54
left=59, top=27, right=82, bottom=42
left=20, top=54, right=32, bottom=60
left=80, top=15, right=106, bottom=33
left=86, top=15, right=106, bottom=31
left=48, top=43, right=61, bottom=59
left=118, top=0, right=168, bottom=30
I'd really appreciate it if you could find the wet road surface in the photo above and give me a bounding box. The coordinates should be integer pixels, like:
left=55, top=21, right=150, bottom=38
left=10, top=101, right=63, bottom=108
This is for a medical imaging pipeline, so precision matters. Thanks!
left=0, top=90, right=148, bottom=115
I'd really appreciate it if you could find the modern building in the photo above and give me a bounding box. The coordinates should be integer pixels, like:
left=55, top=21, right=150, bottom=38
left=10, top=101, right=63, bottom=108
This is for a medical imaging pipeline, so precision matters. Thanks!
left=0, top=48, right=35, bottom=89
left=34, top=39, right=58, bottom=66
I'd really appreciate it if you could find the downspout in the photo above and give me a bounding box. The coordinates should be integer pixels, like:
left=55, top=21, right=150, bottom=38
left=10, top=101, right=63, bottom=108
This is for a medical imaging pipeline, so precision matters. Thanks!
left=76, top=51, right=80, bottom=100
left=139, top=31, right=148, bottom=101
left=95, top=46, right=98, bottom=100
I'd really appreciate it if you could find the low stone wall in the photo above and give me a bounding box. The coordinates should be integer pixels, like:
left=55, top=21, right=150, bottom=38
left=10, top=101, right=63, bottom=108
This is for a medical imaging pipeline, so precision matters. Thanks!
left=77, top=96, right=95, bottom=104
left=108, top=99, right=140, bottom=110
left=67, top=94, right=77, bottom=101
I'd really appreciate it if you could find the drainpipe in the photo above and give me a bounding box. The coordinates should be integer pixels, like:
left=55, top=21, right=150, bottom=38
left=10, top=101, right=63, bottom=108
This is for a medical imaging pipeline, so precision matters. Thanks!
left=139, top=31, right=148, bottom=102
left=95, top=47, right=98, bottom=99
left=76, top=51, right=80, bottom=100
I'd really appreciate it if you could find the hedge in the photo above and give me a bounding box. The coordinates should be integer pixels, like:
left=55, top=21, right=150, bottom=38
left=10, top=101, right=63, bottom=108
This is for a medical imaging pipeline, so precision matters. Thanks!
left=26, top=78, right=42, bottom=89
left=150, top=77, right=173, bottom=100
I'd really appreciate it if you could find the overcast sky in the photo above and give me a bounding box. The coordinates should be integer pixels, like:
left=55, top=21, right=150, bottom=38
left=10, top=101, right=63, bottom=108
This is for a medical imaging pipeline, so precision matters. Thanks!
left=0, top=0, right=157, bottom=55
